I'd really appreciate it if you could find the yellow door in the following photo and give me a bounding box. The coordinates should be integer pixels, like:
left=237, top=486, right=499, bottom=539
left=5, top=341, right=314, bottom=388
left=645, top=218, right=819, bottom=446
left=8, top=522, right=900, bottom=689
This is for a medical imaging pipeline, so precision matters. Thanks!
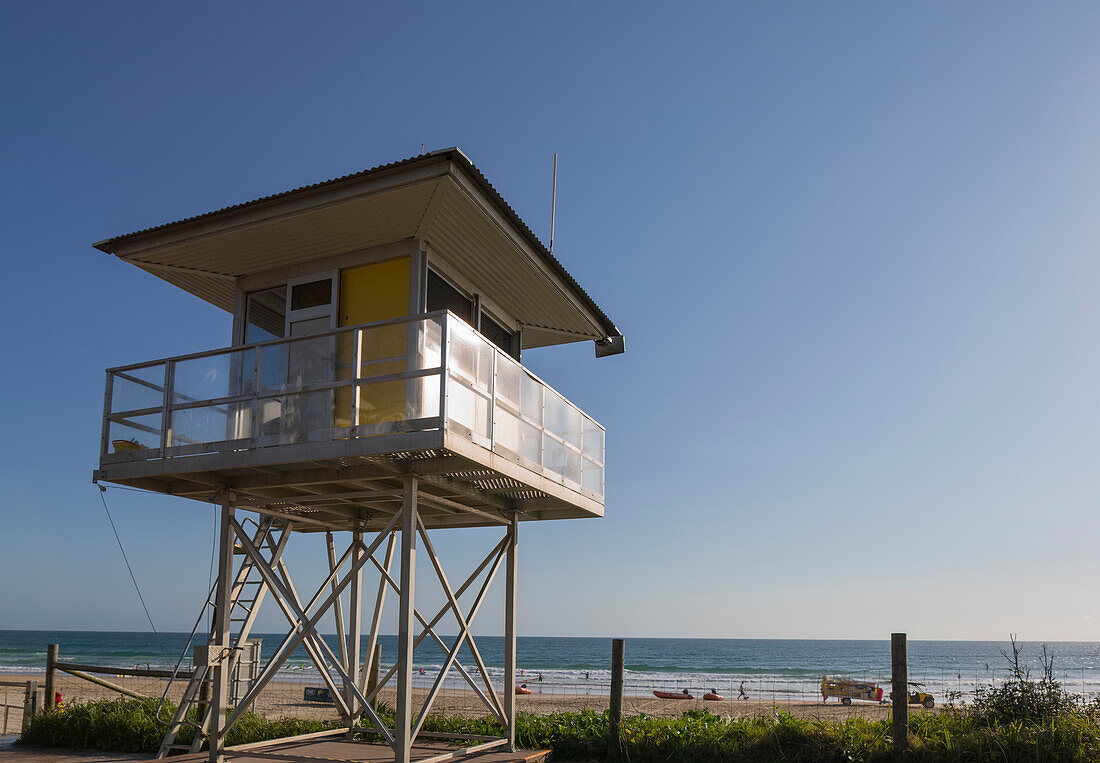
left=335, top=258, right=411, bottom=429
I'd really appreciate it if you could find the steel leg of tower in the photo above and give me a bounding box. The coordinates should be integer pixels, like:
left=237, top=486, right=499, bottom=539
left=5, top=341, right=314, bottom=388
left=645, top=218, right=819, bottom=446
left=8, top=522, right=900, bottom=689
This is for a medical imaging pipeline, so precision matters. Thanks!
left=202, top=479, right=518, bottom=763
left=209, top=502, right=235, bottom=763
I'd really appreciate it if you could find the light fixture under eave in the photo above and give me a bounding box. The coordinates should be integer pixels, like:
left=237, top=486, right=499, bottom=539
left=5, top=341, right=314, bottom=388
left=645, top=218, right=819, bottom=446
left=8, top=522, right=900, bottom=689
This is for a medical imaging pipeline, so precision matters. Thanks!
left=595, top=335, right=626, bottom=357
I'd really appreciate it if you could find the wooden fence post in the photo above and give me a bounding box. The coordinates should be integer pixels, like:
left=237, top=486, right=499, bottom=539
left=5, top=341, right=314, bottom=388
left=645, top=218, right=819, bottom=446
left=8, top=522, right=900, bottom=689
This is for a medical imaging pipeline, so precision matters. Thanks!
left=608, top=639, right=625, bottom=759
left=22, top=680, right=39, bottom=734
left=44, top=644, right=58, bottom=711
left=891, top=633, right=908, bottom=751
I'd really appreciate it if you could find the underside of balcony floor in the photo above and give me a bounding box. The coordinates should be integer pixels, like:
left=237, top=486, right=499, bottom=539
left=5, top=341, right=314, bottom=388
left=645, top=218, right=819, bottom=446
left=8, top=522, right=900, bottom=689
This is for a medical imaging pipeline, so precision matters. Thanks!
left=94, top=434, right=601, bottom=530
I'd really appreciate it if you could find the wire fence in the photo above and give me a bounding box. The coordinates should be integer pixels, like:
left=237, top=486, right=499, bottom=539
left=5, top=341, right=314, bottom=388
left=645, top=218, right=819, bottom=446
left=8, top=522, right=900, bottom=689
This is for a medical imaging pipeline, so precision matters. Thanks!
left=1, top=680, right=30, bottom=745
left=20, top=655, right=1098, bottom=728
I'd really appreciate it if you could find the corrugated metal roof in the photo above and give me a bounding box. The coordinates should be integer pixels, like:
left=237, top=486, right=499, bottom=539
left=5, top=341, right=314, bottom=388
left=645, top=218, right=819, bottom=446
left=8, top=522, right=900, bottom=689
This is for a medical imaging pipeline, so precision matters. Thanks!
left=94, top=148, right=622, bottom=341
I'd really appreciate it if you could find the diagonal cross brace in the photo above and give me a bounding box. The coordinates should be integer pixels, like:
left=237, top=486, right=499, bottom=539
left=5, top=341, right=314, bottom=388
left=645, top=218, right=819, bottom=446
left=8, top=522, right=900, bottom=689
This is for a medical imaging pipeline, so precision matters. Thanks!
left=364, top=533, right=510, bottom=723
left=417, top=516, right=506, bottom=722
left=413, top=536, right=507, bottom=738
left=365, top=540, right=508, bottom=725
left=358, top=532, right=395, bottom=698
left=232, top=519, right=393, bottom=739
left=222, top=511, right=402, bottom=739
left=233, top=518, right=355, bottom=718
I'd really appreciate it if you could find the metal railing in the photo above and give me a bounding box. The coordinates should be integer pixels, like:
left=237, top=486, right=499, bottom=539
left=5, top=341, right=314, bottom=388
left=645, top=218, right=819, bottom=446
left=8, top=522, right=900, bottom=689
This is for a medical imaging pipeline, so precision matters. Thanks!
left=101, top=311, right=604, bottom=499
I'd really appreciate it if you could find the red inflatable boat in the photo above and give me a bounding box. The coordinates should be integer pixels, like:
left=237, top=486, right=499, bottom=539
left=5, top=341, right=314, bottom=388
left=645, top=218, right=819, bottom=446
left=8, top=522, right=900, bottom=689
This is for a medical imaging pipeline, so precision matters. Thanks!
left=515, top=686, right=533, bottom=695
left=703, top=692, right=724, bottom=701
left=653, top=690, right=694, bottom=700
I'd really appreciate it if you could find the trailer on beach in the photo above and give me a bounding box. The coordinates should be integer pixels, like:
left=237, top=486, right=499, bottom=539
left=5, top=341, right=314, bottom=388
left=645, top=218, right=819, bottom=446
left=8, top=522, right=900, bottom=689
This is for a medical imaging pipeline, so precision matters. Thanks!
left=820, top=676, right=884, bottom=705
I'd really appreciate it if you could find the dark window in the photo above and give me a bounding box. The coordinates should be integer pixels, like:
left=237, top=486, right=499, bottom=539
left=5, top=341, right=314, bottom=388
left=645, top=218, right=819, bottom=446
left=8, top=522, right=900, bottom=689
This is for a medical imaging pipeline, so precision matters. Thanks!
left=481, top=314, right=516, bottom=357
left=427, top=270, right=474, bottom=325
left=290, top=279, right=332, bottom=310
left=244, top=286, right=287, bottom=342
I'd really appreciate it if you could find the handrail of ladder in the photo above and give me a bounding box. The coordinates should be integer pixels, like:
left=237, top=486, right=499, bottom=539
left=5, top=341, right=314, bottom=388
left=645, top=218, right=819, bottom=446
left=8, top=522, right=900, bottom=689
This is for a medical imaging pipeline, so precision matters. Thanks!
left=153, top=515, right=271, bottom=728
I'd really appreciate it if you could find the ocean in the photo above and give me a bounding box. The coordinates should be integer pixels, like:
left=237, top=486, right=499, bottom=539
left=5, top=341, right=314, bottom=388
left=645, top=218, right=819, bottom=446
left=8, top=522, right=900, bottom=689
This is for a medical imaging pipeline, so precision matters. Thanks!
left=3, top=631, right=1099, bottom=702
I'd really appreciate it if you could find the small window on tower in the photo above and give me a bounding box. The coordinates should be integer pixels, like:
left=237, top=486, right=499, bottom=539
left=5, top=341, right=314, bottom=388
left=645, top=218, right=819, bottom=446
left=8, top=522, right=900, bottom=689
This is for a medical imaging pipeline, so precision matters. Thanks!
left=426, top=270, right=475, bottom=325
left=481, top=313, right=516, bottom=357
left=290, top=279, right=332, bottom=310
left=244, top=286, right=287, bottom=342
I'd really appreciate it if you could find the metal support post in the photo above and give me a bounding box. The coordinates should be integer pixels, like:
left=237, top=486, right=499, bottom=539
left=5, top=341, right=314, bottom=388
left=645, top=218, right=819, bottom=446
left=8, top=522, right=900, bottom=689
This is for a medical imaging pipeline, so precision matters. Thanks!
left=208, top=502, right=235, bottom=763
left=503, top=516, right=518, bottom=751
left=395, top=477, right=418, bottom=763
left=891, top=633, right=908, bottom=752
left=346, top=531, right=363, bottom=738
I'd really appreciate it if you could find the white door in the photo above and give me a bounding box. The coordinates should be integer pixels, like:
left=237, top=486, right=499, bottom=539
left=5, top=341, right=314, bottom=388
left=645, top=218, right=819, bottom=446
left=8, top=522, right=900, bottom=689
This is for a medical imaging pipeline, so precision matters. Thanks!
left=280, top=273, right=337, bottom=443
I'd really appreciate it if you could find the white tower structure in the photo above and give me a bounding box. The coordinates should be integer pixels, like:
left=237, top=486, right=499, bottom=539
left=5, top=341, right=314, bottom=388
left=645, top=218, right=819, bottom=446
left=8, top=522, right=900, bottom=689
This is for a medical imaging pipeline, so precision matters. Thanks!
left=92, top=149, right=623, bottom=763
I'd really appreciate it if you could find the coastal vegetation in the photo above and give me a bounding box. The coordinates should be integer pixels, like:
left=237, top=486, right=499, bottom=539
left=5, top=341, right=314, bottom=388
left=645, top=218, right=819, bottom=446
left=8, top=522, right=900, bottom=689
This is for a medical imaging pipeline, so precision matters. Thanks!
left=19, top=680, right=1100, bottom=762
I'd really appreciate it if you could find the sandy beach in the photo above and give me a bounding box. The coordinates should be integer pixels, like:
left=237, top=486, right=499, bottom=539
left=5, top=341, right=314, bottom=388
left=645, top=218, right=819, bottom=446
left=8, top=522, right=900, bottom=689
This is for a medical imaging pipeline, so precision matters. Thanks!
left=1, top=670, right=937, bottom=734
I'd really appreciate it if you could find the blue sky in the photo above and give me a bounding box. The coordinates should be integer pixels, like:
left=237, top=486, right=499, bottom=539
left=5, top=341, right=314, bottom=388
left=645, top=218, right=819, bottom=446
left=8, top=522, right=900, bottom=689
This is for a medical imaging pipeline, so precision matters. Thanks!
left=2, top=2, right=1100, bottom=641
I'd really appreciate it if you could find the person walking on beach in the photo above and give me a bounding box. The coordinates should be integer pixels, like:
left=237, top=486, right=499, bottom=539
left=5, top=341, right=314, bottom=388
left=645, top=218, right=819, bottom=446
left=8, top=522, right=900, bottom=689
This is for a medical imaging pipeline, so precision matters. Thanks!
left=537, top=672, right=543, bottom=682
left=738, top=682, right=748, bottom=700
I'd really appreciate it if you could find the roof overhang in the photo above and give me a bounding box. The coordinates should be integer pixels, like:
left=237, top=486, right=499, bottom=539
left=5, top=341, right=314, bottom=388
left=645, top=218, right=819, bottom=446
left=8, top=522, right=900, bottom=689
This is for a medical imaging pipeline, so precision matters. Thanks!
left=94, top=149, right=623, bottom=352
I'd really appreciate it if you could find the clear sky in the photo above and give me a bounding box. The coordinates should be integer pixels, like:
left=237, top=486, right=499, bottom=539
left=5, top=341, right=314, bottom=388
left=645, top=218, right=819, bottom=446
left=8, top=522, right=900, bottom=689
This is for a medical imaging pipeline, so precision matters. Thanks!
left=2, top=2, right=1100, bottom=642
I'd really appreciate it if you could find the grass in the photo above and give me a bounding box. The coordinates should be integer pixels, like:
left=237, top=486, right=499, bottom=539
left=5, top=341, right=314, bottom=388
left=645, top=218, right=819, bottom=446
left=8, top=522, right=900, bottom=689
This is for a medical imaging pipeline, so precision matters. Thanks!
left=18, top=693, right=1100, bottom=761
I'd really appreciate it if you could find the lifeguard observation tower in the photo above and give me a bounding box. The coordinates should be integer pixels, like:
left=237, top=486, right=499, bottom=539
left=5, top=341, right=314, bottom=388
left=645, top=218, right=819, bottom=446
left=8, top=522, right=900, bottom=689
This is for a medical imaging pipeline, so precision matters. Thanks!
left=92, top=149, right=623, bottom=763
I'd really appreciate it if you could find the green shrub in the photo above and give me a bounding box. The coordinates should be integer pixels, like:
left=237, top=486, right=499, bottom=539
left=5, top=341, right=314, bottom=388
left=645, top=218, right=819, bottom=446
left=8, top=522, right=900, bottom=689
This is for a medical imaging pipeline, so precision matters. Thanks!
left=18, top=694, right=1100, bottom=761
left=972, top=677, right=1081, bottom=725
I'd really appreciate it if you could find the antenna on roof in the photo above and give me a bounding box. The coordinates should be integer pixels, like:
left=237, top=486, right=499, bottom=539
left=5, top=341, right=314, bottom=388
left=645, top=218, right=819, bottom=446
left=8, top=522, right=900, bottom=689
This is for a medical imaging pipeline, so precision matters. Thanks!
left=550, top=153, right=558, bottom=254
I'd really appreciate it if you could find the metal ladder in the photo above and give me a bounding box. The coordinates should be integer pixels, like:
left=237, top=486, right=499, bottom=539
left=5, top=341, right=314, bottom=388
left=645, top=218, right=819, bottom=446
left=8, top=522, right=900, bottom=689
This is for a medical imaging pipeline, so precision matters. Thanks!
left=156, top=516, right=288, bottom=758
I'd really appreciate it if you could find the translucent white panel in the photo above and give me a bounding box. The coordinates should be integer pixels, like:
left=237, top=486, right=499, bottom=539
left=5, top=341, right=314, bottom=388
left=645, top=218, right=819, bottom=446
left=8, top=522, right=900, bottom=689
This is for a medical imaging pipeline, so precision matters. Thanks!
left=543, top=435, right=582, bottom=484
left=356, top=379, right=406, bottom=426
left=256, top=398, right=284, bottom=440
left=111, top=365, right=165, bottom=413
left=582, top=418, right=604, bottom=462
left=495, top=354, right=522, bottom=413
left=518, top=416, right=542, bottom=463
left=261, top=390, right=334, bottom=444
left=544, top=390, right=581, bottom=449
left=359, top=321, right=409, bottom=377
left=171, top=402, right=251, bottom=446
left=286, top=335, right=336, bottom=390
left=260, top=336, right=335, bottom=392
left=173, top=348, right=256, bottom=404
left=494, top=406, right=521, bottom=455
left=447, top=321, right=493, bottom=392
left=520, top=373, right=543, bottom=424
left=494, top=405, right=541, bottom=463
left=258, top=343, right=288, bottom=392
left=447, top=378, right=490, bottom=438
left=109, top=414, right=162, bottom=452
left=411, top=374, right=440, bottom=420
left=583, top=457, right=604, bottom=496
left=415, top=317, right=443, bottom=371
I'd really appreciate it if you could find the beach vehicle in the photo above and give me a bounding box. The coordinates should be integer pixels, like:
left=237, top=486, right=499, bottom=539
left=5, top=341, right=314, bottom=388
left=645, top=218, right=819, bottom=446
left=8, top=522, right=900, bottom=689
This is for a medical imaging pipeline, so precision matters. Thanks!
left=820, top=676, right=884, bottom=705
left=702, top=691, right=724, bottom=701
left=653, top=690, right=695, bottom=699
left=91, top=148, right=623, bottom=763
left=891, top=682, right=935, bottom=709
